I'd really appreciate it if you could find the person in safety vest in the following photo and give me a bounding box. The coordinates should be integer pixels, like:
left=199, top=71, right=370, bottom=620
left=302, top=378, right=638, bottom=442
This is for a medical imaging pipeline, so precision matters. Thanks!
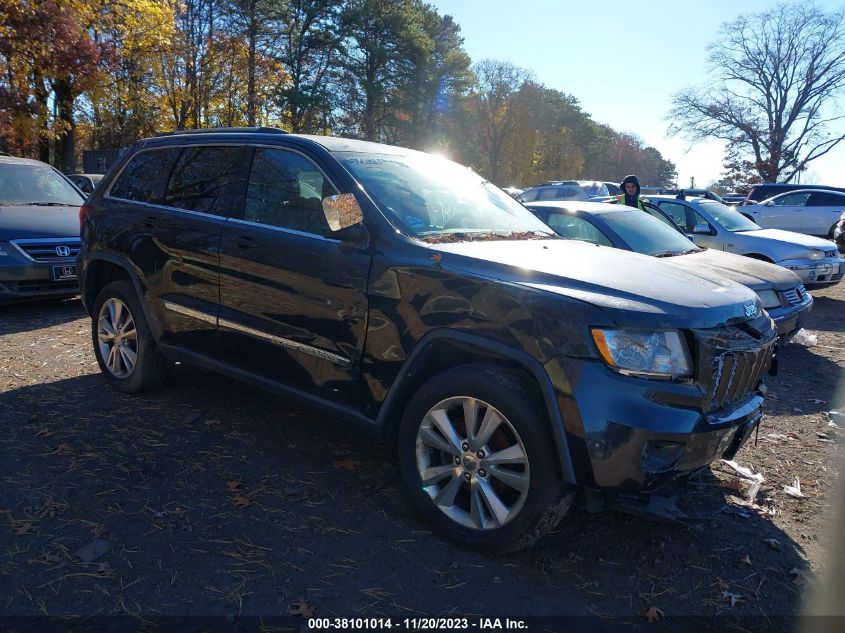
left=617, top=174, right=649, bottom=210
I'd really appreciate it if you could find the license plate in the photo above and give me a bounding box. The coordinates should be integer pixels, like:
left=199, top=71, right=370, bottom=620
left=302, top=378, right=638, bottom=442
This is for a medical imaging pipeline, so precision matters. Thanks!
left=51, top=265, right=77, bottom=281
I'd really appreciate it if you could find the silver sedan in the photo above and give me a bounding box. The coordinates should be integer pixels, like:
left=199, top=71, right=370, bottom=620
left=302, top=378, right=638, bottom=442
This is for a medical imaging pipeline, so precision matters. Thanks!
left=648, top=195, right=844, bottom=288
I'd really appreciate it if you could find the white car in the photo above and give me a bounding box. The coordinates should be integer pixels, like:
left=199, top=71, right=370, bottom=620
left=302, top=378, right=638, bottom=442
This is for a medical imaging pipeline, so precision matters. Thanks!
left=519, top=180, right=608, bottom=202
left=648, top=195, right=844, bottom=288
left=742, top=189, right=845, bottom=237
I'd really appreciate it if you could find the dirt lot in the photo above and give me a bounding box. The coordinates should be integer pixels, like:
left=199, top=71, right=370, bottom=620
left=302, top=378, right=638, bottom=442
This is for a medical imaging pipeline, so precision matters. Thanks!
left=1, top=285, right=843, bottom=631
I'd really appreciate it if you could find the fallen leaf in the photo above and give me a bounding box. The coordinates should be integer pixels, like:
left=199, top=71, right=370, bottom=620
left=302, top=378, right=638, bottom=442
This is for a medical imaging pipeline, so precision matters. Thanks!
left=721, top=590, right=746, bottom=607
left=34, top=428, right=53, bottom=438
left=763, top=538, right=782, bottom=551
left=91, top=524, right=109, bottom=539
left=54, top=443, right=74, bottom=455
left=226, top=478, right=244, bottom=492
left=290, top=597, right=316, bottom=618
left=13, top=522, right=34, bottom=536
left=740, top=554, right=752, bottom=565
left=715, top=577, right=728, bottom=592
left=430, top=253, right=442, bottom=264
left=232, top=495, right=252, bottom=508
left=640, top=606, right=664, bottom=623
left=332, top=457, right=362, bottom=471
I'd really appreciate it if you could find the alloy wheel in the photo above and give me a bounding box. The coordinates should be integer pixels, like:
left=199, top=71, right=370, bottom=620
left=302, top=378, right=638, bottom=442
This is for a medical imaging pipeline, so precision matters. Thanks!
left=414, top=396, right=530, bottom=530
left=97, top=298, right=138, bottom=378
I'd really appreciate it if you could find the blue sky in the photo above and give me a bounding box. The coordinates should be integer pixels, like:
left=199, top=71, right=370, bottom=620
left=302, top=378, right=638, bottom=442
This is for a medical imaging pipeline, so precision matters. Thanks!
left=429, top=0, right=845, bottom=187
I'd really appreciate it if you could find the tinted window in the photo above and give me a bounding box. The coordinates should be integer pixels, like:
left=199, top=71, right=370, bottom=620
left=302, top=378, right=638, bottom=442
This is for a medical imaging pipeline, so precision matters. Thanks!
left=808, top=192, right=845, bottom=206
left=546, top=213, right=612, bottom=246
left=110, top=149, right=177, bottom=203
left=164, top=145, right=247, bottom=215
left=245, top=148, right=338, bottom=235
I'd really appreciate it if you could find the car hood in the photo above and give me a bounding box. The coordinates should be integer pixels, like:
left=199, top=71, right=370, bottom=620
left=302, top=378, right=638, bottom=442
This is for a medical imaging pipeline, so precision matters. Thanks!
left=660, top=248, right=802, bottom=292
left=0, top=204, right=80, bottom=239
left=431, top=239, right=761, bottom=329
left=736, top=228, right=839, bottom=252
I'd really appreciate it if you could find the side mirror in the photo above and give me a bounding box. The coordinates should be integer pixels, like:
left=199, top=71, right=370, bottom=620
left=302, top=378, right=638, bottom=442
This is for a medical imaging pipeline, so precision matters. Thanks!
left=693, top=223, right=712, bottom=235
left=322, top=193, right=364, bottom=232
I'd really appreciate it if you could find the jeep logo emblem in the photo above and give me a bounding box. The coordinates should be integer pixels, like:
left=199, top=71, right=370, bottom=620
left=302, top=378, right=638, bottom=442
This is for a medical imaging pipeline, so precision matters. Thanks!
left=55, top=245, right=71, bottom=257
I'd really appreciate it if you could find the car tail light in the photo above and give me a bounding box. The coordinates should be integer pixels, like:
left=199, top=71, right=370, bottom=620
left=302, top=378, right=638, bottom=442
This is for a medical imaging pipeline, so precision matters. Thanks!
left=79, top=204, right=87, bottom=230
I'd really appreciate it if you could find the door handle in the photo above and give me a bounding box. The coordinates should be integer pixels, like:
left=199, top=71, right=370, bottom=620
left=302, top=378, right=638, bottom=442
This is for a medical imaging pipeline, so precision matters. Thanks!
left=233, top=236, right=258, bottom=249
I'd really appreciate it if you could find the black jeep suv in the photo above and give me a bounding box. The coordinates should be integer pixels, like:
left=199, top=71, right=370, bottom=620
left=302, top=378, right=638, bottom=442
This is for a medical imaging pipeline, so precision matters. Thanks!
left=79, top=128, right=777, bottom=551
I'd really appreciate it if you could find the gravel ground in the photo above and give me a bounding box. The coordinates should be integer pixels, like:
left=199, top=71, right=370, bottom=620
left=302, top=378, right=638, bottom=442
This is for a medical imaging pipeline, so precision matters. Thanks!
left=1, top=286, right=843, bottom=631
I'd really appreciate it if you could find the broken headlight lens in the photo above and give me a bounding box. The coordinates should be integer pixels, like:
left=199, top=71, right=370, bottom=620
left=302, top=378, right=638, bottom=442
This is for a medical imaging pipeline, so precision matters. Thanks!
left=591, top=328, right=692, bottom=379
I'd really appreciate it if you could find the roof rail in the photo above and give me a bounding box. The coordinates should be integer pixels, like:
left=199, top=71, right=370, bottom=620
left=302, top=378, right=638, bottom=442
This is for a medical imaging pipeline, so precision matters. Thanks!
left=155, top=126, right=289, bottom=137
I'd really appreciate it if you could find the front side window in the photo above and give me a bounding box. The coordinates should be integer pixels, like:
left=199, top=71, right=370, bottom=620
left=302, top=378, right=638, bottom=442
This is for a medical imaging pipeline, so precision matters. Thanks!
left=656, top=202, right=690, bottom=230
left=164, top=145, right=248, bottom=215
left=338, top=151, right=553, bottom=242
left=546, top=213, right=612, bottom=246
left=245, top=148, right=338, bottom=236
left=772, top=192, right=811, bottom=206
left=110, top=149, right=177, bottom=204
left=0, top=163, right=85, bottom=206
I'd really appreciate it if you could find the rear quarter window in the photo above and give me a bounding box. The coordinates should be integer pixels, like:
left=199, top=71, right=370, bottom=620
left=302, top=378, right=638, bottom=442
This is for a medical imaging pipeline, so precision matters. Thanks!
left=109, top=148, right=178, bottom=203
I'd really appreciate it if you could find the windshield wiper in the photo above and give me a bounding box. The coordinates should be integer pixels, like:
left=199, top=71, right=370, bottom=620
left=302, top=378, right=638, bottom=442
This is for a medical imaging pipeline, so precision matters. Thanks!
left=19, top=202, right=74, bottom=207
left=652, top=249, right=688, bottom=257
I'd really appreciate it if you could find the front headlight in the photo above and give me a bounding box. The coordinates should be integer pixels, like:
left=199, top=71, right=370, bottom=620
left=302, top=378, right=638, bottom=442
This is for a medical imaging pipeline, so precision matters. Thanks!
left=755, top=289, right=781, bottom=309
left=591, top=328, right=693, bottom=380
left=807, top=250, right=825, bottom=260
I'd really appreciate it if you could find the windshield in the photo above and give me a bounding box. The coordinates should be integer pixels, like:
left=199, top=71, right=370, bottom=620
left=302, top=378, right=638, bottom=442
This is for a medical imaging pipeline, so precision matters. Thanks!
left=579, top=183, right=609, bottom=197
left=0, top=163, right=85, bottom=206
left=338, top=151, right=555, bottom=242
left=700, top=200, right=761, bottom=232
left=601, top=210, right=700, bottom=256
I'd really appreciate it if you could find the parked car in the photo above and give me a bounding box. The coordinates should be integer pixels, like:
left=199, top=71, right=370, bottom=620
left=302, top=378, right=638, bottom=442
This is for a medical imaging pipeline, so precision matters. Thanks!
left=526, top=201, right=812, bottom=344
left=664, top=188, right=724, bottom=203
left=834, top=211, right=845, bottom=253
left=648, top=195, right=844, bottom=289
left=80, top=128, right=777, bottom=551
left=67, top=173, right=104, bottom=196
left=0, top=155, right=85, bottom=304
left=742, top=182, right=845, bottom=206
left=742, top=189, right=845, bottom=237
left=721, top=192, right=747, bottom=206
left=603, top=181, right=621, bottom=196
left=520, top=180, right=609, bottom=202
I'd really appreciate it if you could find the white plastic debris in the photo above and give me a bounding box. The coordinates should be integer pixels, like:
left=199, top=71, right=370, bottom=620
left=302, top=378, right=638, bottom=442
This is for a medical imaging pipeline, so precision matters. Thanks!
left=792, top=329, right=818, bottom=347
left=783, top=476, right=806, bottom=498
left=721, top=460, right=765, bottom=483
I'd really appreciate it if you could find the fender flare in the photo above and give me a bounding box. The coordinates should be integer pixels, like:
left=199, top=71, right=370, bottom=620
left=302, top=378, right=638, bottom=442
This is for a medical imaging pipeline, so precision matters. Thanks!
left=377, top=328, right=577, bottom=484
left=83, top=253, right=164, bottom=340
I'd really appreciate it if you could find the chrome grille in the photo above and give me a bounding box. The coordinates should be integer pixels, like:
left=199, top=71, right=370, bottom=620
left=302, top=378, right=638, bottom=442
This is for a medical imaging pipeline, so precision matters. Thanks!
left=782, top=287, right=803, bottom=305
left=694, top=321, right=777, bottom=413
left=10, top=238, right=80, bottom=262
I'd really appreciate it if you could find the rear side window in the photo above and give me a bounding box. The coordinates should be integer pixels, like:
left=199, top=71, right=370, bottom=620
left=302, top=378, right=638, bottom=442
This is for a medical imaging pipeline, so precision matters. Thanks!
left=772, top=192, right=810, bottom=206
left=808, top=192, right=845, bottom=206
left=109, top=149, right=177, bottom=203
left=164, top=145, right=248, bottom=216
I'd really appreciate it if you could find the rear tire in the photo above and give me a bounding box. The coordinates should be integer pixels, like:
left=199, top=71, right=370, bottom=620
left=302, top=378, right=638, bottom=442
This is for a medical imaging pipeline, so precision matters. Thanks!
left=397, top=364, right=574, bottom=552
left=91, top=280, right=170, bottom=393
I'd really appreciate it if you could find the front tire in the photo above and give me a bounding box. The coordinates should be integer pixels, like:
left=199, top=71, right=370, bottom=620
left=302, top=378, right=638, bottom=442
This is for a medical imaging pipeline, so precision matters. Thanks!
left=91, top=280, right=170, bottom=393
left=397, top=365, right=574, bottom=552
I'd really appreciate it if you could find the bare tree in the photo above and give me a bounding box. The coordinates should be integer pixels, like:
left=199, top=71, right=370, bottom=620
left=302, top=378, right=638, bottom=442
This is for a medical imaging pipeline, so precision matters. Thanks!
left=669, top=3, right=845, bottom=182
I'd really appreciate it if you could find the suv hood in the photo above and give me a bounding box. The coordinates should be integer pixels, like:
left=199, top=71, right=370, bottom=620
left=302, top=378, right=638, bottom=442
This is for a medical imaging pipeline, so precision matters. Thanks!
left=431, top=240, right=761, bottom=329
left=0, top=205, right=80, bottom=240
left=660, top=249, right=802, bottom=292
left=737, top=228, right=839, bottom=253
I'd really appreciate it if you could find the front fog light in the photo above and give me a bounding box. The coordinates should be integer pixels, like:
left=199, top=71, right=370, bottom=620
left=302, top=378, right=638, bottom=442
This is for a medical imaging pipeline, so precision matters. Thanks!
left=591, top=328, right=693, bottom=379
